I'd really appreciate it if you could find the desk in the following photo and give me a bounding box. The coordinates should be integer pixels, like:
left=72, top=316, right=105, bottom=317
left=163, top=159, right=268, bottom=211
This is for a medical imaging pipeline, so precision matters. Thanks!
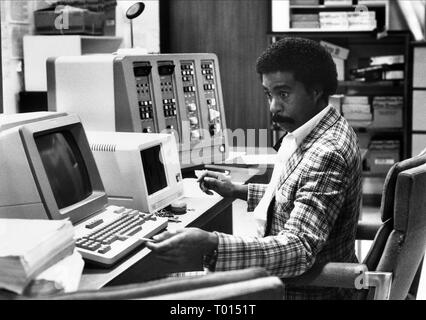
left=79, top=165, right=264, bottom=290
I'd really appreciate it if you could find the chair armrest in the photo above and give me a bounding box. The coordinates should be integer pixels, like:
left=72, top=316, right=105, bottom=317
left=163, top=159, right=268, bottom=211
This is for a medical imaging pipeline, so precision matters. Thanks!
left=282, top=262, right=392, bottom=300
left=356, top=220, right=382, bottom=240
left=283, top=262, right=367, bottom=289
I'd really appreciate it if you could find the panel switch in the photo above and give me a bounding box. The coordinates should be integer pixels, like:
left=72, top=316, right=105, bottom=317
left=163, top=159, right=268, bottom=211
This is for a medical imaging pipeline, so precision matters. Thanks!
left=187, top=103, right=197, bottom=112
left=208, top=109, right=221, bottom=121
left=189, top=117, right=199, bottom=125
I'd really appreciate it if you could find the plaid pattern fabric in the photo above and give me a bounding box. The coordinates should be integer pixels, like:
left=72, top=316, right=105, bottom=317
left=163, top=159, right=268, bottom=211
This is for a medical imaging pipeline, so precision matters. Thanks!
left=214, top=107, right=362, bottom=300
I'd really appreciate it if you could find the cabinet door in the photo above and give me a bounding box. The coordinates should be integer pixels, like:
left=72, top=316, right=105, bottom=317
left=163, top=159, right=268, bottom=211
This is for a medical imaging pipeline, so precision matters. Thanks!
left=413, top=47, right=426, bottom=88
left=412, top=134, right=426, bottom=157
left=412, top=91, right=426, bottom=131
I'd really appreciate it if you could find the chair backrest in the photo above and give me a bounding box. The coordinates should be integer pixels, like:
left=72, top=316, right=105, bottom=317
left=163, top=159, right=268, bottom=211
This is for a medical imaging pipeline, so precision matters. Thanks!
left=362, top=154, right=426, bottom=273
left=360, top=162, right=426, bottom=299
left=360, top=156, right=426, bottom=299
left=376, top=163, right=426, bottom=299
left=379, top=152, right=426, bottom=222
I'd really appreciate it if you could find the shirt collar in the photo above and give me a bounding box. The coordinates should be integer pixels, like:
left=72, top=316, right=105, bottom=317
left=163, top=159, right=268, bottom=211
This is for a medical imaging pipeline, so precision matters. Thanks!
left=286, top=105, right=331, bottom=147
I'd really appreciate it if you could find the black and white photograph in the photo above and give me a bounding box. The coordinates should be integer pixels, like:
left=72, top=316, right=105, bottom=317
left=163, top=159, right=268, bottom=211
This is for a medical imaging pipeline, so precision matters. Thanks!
left=1, top=0, right=426, bottom=312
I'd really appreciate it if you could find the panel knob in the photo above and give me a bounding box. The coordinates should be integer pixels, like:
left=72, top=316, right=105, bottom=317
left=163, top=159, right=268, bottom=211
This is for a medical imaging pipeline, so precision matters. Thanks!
left=187, top=103, right=197, bottom=112
left=191, top=130, right=201, bottom=139
left=189, top=117, right=198, bottom=125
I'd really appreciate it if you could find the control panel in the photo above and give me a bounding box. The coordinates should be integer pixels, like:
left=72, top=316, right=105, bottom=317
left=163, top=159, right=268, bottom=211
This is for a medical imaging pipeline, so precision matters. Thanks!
left=157, top=61, right=181, bottom=138
left=181, top=61, right=202, bottom=141
left=133, top=62, right=156, bottom=133
left=47, top=53, right=229, bottom=168
left=201, top=60, right=222, bottom=138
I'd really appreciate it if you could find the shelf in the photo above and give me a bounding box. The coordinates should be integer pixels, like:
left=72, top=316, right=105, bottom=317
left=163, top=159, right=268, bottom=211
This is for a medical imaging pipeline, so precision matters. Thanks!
left=362, top=172, right=387, bottom=178
left=277, top=28, right=377, bottom=33
left=290, top=4, right=386, bottom=9
left=269, top=31, right=378, bottom=38
left=338, top=80, right=404, bottom=87
left=352, top=126, right=404, bottom=132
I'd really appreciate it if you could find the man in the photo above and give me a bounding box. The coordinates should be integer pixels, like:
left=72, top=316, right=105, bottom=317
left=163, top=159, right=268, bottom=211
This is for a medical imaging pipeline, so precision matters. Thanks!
left=146, top=37, right=362, bottom=299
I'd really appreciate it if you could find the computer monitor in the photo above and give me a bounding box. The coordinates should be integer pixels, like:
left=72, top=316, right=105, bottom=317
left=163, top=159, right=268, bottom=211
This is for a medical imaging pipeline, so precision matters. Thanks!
left=86, top=131, right=184, bottom=213
left=47, top=53, right=229, bottom=169
left=0, top=112, right=107, bottom=224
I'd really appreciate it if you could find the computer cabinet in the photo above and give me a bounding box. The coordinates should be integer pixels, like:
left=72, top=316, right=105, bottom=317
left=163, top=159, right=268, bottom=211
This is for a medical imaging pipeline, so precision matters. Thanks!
left=268, top=31, right=412, bottom=205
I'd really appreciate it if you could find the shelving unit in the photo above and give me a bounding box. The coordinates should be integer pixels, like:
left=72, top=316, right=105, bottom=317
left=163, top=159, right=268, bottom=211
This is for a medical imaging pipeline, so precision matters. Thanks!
left=271, top=0, right=389, bottom=33
left=268, top=30, right=412, bottom=205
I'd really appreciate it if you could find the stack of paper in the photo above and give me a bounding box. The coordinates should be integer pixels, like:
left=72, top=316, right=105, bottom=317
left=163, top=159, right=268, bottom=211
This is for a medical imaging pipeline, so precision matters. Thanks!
left=341, top=96, right=372, bottom=127
left=0, top=219, right=75, bottom=294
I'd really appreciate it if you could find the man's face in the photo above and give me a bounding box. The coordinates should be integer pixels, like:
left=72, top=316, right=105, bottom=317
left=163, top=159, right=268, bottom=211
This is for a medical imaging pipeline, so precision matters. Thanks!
left=262, top=71, right=320, bottom=133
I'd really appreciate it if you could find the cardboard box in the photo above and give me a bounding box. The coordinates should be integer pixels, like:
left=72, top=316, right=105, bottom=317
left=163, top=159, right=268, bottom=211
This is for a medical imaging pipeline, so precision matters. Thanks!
left=366, top=141, right=400, bottom=173
left=34, top=7, right=105, bottom=35
left=372, top=105, right=402, bottom=128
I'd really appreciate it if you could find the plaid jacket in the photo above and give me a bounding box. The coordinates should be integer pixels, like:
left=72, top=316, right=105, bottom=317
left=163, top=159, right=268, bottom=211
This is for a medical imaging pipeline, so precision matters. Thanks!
left=213, top=107, right=362, bottom=299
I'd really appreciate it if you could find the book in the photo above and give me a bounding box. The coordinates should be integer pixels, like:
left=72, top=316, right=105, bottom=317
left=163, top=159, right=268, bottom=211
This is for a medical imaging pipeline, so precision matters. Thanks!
left=291, top=14, right=319, bottom=22
left=0, top=219, right=75, bottom=294
left=344, top=112, right=373, bottom=121
left=24, top=250, right=84, bottom=296
left=290, top=0, right=320, bottom=5
left=347, top=120, right=373, bottom=128
left=370, top=55, right=405, bottom=66
left=383, top=70, right=404, bottom=80
left=320, top=40, right=349, bottom=60
left=324, top=0, right=352, bottom=6
left=291, top=21, right=320, bottom=28
left=343, top=96, right=369, bottom=104
left=342, top=104, right=371, bottom=114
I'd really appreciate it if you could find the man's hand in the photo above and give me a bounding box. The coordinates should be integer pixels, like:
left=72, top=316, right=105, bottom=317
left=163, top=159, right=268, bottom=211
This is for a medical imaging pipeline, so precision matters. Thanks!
left=145, top=228, right=218, bottom=267
left=197, top=170, right=248, bottom=200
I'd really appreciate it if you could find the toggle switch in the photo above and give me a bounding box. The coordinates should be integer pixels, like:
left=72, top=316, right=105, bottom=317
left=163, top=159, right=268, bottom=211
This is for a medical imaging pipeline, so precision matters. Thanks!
left=187, top=103, right=197, bottom=112
left=191, top=130, right=201, bottom=139
left=189, top=117, right=198, bottom=125
left=208, top=109, right=221, bottom=121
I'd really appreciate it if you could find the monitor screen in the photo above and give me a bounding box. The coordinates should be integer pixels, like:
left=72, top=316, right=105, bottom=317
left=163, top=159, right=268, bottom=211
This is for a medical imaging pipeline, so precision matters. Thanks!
left=141, top=145, right=167, bottom=195
left=35, top=130, right=92, bottom=209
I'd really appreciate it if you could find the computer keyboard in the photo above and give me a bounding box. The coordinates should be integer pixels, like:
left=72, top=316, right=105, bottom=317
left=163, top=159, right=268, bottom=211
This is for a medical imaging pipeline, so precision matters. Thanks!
left=73, top=205, right=168, bottom=265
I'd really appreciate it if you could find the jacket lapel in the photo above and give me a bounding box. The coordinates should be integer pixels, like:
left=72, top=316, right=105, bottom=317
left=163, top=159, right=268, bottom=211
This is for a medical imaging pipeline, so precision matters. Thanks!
left=275, top=107, right=341, bottom=190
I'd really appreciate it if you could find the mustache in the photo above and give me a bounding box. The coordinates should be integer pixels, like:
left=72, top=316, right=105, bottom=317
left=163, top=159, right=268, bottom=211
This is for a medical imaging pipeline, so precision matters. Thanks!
left=272, top=114, right=295, bottom=124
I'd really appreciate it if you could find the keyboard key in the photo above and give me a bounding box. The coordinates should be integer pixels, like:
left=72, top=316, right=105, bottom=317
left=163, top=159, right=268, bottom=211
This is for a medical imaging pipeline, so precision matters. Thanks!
left=98, top=246, right=111, bottom=254
left=128, top=210, right=140, bottom=217
left=113, top=207, right=126, bottom=214
left=126, top=226, right=142, bottom=236
left=86, top=242, right=101, bottom=251
left=103, top=235, right=118, bottom=244
left=85, top=219, right=103, bottom=229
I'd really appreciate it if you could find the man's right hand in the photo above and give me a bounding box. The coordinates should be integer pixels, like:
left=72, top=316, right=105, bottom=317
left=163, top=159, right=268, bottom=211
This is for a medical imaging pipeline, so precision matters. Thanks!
left=197, top=170, right=248, bottom=200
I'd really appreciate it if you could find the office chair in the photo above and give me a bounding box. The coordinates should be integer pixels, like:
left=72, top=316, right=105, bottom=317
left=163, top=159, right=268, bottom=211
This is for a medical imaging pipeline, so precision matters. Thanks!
left=15, top=267, right=284, bottom=300
left=283, top=153, right=426, bottom=300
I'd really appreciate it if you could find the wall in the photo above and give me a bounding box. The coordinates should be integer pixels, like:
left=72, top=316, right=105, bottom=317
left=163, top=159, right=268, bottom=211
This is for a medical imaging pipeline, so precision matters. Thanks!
left=161, top=0, right=271, bottom=147
left=115, top=0, right=159, bottom=52
left=0, top=1, right=48, bottom=114
left=0, top=0, right=160, bottom=114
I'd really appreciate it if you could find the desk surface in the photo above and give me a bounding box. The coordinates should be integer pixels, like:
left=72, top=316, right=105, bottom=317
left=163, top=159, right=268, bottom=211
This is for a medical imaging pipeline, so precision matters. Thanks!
left=79, top=166, right=263, bottom=290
